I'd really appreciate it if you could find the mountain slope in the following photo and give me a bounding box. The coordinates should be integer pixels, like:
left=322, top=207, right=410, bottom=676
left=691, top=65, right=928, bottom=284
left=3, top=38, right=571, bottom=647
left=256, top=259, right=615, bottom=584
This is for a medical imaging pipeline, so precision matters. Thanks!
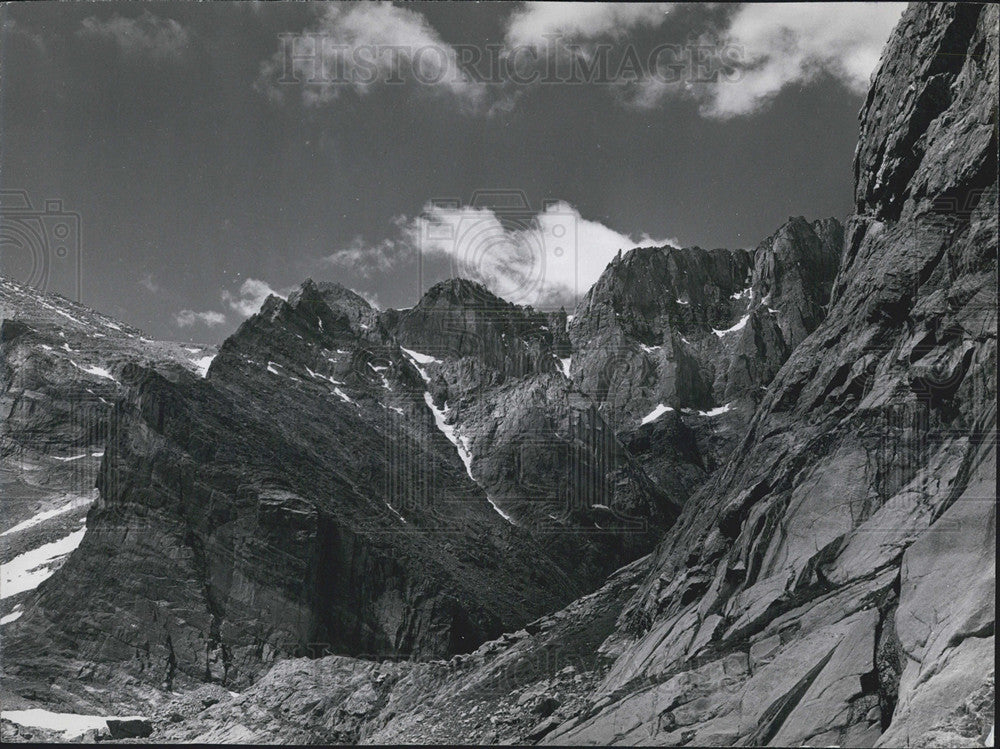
left=0, top=277, right=215, bottom=637
left=0, top=203, right=845, bottom=722
left=544, top=4, right=997, bottom=746
left=2, top=279, right=587, bottom=698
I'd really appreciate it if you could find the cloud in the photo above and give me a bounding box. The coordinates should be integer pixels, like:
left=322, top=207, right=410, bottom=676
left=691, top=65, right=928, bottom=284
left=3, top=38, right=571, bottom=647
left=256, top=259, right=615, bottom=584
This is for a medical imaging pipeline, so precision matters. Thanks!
left=222, top=278, right=291, bottom=317
left=333, top=201, right=676, bottom=308
left=420, top=201, right=676, bottom=306
left=322, top=217, right=413, bottom=277
left=175, top=309, right=227, bottom=328
left=259, top=2, right=903, bottom=119
left=257, top=3, right=485, bottom=110
left=635, top=2, right=906, bottom=117
left=356, top=289, right=381, bottom=310
left=138, top=273, right=162, bottom=294
left=77, top=11, right=192, bottom=62
left=504, top=2, right=673, bottom=49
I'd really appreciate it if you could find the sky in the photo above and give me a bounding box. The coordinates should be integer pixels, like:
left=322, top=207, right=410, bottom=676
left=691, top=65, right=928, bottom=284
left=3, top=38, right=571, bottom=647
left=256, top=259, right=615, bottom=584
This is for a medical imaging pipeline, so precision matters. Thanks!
left=1, top=1, right=907, bottom=343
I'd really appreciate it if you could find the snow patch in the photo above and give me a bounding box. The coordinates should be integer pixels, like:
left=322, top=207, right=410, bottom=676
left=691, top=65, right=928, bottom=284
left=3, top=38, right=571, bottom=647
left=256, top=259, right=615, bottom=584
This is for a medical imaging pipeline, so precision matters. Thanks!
left=70, top=362, right=117, bottom=382
left=1, top=607, right=23, bottom=625
left=52, top=454, right=86, bottom=462
left=192, top=355, right=215, bottom=378
left=400, top=347, right=440, bottom=365
left=640, top=403, right=674, bottom=425
left=712, top=314, right=749, bottom=337
left=424, top=394, right=471, bottom=475
left=306, top=367, right=345, bottom=386
left=559, top=357, right=572, bottom=379
left=683, top=403, right=732, bottom=417
left=401, top=348, right=438, bottom=383
left=53, top=309, right=85, bottom=326
left=486, top=497, right=516, bottom=525
left=2, top=496, right=91, bottom=537
left=422, top=393, right=514, bottom=525
left=1, top=528, right=86, bottom=599
left=730, top=286, right=751, bottom=300
left=1, top=709, right=148, bottom=739
left=385, top=502, right=407, bottom=524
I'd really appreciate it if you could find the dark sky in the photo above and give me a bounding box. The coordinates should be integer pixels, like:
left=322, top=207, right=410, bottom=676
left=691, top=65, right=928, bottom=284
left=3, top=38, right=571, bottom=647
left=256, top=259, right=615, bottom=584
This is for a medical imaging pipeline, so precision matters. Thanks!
left=1, top=1, right=906, bottom=342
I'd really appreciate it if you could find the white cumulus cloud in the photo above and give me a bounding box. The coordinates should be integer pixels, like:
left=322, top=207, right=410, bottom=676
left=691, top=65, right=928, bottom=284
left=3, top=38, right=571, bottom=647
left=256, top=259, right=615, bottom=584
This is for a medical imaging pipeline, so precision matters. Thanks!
left=636, top=2, right=906, bottom=117
left=505, top=2, right=673, bottom=49
left=332, top=201, right=676, bottom=308
left=222, top=278, right=291, bottom=317
left=175, top=309, right=227, bottom=328
left=257, top=2, right=486, bottom=110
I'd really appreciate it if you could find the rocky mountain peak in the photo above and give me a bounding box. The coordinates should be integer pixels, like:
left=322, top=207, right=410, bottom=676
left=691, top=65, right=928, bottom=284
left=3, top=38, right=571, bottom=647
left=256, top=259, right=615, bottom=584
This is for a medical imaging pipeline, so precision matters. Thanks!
left=388, top=277, right=556, bottom=381
left=417, top=277, right=505, bottom=310
left=283, top=278, right=382, bottom=340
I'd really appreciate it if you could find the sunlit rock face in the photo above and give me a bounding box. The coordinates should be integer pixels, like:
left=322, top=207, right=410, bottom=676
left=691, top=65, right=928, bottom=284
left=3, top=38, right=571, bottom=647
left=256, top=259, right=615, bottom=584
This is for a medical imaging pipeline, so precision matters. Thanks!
left=545, top=4, right=996, bottom=746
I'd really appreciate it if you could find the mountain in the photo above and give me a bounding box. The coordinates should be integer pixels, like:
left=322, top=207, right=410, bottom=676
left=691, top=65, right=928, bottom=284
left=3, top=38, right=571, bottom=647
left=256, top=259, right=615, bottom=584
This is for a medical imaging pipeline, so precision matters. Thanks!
left=2, top=277, right=582, bottom=698
left=0, top=211, right=844, bottom=721
left=0, top=277, right=215, bottom=632
left=543, top=4, right=996, bottom=746
left=1, top=2, right=995, bottom=745
left=4, top=206, right=846, bottom=706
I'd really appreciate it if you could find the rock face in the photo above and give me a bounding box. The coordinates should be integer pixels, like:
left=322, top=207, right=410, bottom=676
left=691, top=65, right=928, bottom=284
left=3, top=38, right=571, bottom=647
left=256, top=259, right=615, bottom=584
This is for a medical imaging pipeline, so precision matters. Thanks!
left=565, top=218, right=843, bottom=510
left=0, top=213, right=842, bottom=713
left=541, top=4, right=997, bottom=746
left=569, top=217, right=842, bottom=428
left=385, top=278, right=679, bottom=581
left=0, top=277, right=216, bottom=643
left=137, top=5, right=995, bottom=746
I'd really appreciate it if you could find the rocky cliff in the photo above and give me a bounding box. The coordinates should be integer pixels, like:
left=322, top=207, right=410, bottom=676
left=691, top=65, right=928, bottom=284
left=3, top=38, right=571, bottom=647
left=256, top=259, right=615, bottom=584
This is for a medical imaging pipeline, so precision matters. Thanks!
left=543, top=4, right=997, bottom=746
left=384, top=277, right=679, bottom=582
left=0, top=277, right=215, bottom=637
